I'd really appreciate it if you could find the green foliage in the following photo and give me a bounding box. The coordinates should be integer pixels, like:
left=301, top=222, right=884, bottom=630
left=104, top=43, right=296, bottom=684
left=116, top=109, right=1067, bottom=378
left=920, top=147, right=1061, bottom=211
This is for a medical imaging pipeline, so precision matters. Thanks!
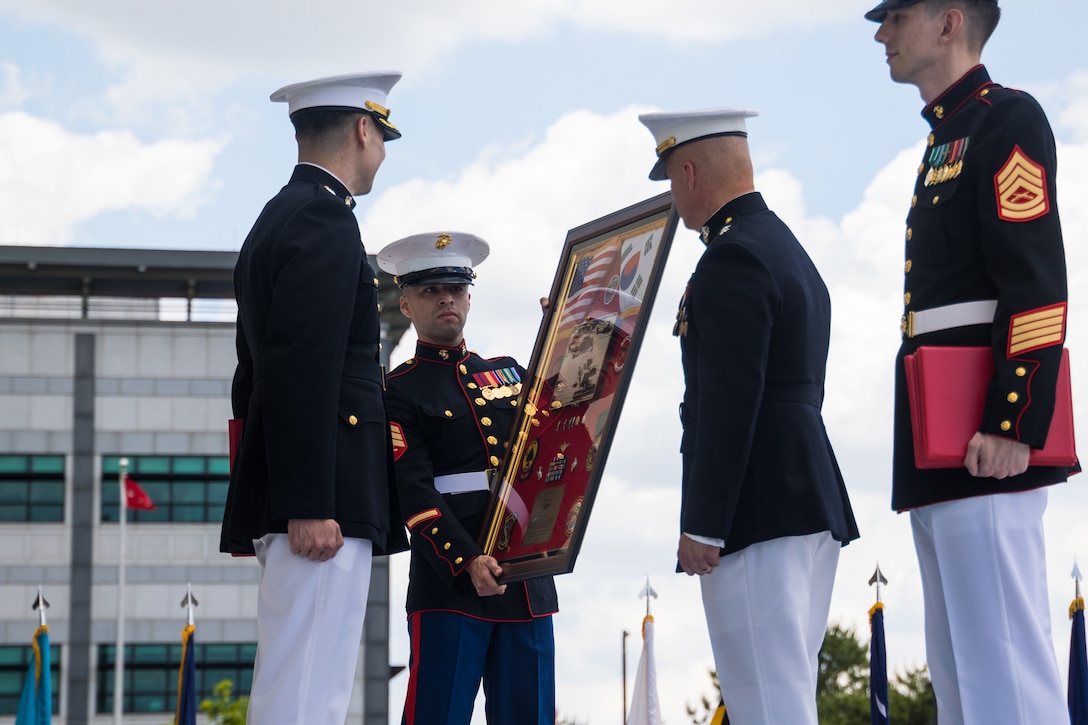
left=686, top=670, right=721, bottom=725
left=199, top=679, right=249, bottom=725
left=818, top=622, right=936, bottom=725
left=817, top=623, right=871, bottom=725
left=687, top=624, right=936, bottom=725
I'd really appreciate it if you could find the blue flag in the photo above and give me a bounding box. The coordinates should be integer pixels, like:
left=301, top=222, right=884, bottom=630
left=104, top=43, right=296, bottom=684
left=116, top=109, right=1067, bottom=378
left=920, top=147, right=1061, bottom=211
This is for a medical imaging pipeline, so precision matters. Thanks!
left=175, top=624, right=197, bottom=725
left=15, top=624, right=51, bottom=725
left=1070, top=597, right=1088, bottom=724
left=869, top=603, right=889, bottom=725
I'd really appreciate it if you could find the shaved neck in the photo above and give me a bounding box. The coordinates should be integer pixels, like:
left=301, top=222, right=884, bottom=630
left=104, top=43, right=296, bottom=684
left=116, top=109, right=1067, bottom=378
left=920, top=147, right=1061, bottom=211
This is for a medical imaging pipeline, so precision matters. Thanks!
left=672, top=136, right=756, bottom=226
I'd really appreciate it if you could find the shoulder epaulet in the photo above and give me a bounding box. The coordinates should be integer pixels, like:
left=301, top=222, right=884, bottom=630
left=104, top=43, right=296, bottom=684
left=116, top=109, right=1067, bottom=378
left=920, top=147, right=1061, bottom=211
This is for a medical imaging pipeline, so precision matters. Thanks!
left=387, top=358, right=419, bottom=380
left=481, top=353, right=520, bottom=367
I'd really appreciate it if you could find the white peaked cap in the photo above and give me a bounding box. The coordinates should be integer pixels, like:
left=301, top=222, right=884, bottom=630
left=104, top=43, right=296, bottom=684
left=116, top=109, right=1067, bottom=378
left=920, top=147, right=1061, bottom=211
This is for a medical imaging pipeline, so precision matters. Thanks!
left=376, top=232, right=490, bottom=288
left=638, top=107, right=759, bottom=180
left=270, top=71, right=403, bottom=139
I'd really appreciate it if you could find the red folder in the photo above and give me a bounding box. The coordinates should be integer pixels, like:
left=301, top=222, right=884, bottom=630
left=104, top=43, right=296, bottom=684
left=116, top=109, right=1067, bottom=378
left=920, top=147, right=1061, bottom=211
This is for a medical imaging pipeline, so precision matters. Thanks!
left=904, top=346, right=1077, bottom=468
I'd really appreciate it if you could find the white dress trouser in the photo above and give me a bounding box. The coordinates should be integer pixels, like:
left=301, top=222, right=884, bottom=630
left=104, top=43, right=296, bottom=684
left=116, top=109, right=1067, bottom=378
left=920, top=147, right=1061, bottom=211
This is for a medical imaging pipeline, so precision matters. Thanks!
left=910, top=489, right=1065, bottom=725
left=700, top=531, right=839, bottom=725
left=247, top=533, right=373, bottom=725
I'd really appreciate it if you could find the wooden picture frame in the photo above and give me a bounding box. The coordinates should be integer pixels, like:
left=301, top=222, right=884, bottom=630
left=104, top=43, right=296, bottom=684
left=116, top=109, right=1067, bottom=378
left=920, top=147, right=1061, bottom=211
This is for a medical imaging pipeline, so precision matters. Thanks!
left=478, top=191, right=679, bottom=582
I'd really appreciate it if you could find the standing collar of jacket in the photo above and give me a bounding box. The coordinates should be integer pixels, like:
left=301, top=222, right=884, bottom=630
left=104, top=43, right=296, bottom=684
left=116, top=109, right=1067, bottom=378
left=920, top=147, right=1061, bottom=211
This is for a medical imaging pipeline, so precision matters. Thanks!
left=701, top=192, right=767, bottom=243
left=922, top=65, right=995, bottom=130
left=413, top=339, right=469, bottom=364
left=291, top=163, right=355, bottom=208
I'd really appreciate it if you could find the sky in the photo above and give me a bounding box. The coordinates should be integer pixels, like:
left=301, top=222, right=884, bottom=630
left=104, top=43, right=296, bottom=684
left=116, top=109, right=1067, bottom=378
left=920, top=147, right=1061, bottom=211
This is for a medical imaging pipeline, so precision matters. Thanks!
left=2, top=1, right=1087, bottom=723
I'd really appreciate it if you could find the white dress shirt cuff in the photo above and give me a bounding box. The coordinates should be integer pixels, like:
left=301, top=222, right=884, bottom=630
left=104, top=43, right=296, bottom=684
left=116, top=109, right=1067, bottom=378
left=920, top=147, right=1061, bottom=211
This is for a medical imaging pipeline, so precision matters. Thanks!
left=684, top=532, right=725, bottom=549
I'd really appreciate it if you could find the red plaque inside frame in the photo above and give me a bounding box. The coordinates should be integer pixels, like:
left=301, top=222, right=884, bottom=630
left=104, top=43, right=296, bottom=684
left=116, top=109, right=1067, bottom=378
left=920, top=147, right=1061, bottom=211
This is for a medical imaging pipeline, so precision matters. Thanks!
left=479, top=192, right=679, bottom=582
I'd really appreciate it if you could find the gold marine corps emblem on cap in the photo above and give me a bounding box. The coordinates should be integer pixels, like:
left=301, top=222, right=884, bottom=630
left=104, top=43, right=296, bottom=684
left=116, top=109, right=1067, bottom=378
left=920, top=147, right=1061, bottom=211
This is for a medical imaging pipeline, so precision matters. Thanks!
left=435, top=233, right=452, bottom=250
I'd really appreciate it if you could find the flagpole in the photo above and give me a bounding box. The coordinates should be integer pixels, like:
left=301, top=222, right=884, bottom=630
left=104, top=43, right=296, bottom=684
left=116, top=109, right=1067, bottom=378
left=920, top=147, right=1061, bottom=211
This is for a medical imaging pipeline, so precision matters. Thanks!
left=1076, top=559, right=1083, bottom=602
left=182, top=582, right=198, bottom=626
left=114, top=457, right=129, bottom=725
left=177, top=583, right=199, bottom=725
left=869, top=563, right=890, bottom=725
left=622, top=629, right=629, bottom=725
left=869, top=562, right=887, bottom=605
left=34, top=586, right=49, bottom=627
left=627, top=578, right=660, bottom=725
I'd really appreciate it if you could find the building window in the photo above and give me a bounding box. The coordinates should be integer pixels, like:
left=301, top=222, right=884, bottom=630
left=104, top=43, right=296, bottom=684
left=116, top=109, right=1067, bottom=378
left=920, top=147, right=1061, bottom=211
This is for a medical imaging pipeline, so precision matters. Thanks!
left=100, top=456, right=230, bottom=524
left=96, top=642, right=255, bottom=714
left=0, top=644, right=61, bottom=715
left=0, top=455, right=65, bottom=523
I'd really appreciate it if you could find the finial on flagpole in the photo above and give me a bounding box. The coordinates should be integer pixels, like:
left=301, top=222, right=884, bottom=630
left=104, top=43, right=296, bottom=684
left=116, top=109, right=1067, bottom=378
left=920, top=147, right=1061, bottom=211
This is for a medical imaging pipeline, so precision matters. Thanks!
left=869, top=563, right=888, bottom=604
left=1073, top=558, right=1083, bottom=600
left=32, top=586, right=49, bottom=627
left=181, top=583, right=199, bottom=627
left=639, top=576, right=658, bottom=616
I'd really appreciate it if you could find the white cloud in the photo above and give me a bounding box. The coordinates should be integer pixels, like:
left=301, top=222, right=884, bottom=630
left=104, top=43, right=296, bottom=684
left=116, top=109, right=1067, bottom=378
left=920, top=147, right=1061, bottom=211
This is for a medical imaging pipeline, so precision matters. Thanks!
left=367, top=105, right=667, bottom=363
left=3, top=0, right=864, bottom=71
left=0, top=0, right=863, bottom=126
left=374, top=96, right=1088, bottom=723
left=0, top=111, right=225, bottom=245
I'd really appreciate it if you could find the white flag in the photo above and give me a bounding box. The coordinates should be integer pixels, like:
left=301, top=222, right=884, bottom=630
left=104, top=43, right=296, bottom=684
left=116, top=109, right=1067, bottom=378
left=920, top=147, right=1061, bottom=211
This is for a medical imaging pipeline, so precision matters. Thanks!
left=626, top=614, right=660, bottom=725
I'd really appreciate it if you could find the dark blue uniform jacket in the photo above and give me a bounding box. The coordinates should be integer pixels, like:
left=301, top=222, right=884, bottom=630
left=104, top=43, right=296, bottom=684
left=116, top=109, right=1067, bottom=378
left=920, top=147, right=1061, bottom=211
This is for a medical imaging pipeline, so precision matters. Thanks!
left=387, top=341, right=558, bottom=620
left=678, top=192, right=859, bottom=555
left=892, top=65, right=1078, bottom=511
left=221, top=164, right=406, bottom=556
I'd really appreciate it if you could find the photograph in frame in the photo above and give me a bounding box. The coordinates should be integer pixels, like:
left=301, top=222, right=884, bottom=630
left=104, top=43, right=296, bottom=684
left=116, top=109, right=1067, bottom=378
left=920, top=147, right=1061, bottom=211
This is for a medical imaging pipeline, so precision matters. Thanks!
left=478, top=191, right=679, bottom=582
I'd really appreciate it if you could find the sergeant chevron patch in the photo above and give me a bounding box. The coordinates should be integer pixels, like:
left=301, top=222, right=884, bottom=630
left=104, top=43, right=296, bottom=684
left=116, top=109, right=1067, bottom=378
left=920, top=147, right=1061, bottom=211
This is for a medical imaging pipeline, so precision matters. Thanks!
left=994, top=146, right=1049, bottom=222
left=1008, top=303, right=1066, bottom=356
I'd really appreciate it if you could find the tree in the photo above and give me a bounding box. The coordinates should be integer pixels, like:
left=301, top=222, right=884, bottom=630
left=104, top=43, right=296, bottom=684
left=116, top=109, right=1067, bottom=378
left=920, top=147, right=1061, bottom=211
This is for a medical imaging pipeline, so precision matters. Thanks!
left=688, top=624, right=935, bottom=724
left=686, top=670, right=721, bottom=725
left=199, top=679, right=249, bottom=725
left=818, top=623, right=880, bottom=725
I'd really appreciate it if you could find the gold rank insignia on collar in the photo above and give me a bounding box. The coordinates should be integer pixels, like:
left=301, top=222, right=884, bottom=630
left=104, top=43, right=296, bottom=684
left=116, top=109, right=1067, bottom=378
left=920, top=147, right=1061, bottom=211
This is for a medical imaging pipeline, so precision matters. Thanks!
left=700, top=216, right=733, bottom=245
left=699, top=225, right=730, bottom=245
left=323, top=185, right=355, bottom=208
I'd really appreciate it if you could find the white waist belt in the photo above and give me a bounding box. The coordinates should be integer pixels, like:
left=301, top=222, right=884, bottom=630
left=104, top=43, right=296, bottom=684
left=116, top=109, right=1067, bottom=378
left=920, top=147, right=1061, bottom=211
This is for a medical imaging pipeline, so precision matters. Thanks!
left=434, top=471, right=491, bottom=495
left=902, top=300, right=997, bottom=338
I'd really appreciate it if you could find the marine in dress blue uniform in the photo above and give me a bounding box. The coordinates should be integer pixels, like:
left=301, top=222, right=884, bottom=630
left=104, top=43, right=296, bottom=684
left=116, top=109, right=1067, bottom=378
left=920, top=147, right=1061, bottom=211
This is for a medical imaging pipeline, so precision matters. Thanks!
left=639, top=108, right=859, bottom=725
left=870, top=2, right=1078, bottom=721
left=222, top=72, right=407, bottom=725
left=378, top=232, right=558, bottom=725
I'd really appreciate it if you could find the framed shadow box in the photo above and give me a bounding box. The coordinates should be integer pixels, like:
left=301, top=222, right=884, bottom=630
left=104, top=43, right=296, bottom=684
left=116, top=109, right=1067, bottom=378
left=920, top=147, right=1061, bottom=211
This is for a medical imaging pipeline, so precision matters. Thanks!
left=478, top=191, right=679, bottom=582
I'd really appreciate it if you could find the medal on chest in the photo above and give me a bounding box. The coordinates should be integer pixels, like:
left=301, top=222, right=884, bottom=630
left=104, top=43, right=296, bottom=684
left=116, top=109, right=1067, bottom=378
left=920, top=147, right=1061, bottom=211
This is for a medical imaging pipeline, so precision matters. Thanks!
left=673, top=283, right=691, bottom=337
left=473, top=367, right=523, bottom=400
left=924, top=136, right=969, bottom=187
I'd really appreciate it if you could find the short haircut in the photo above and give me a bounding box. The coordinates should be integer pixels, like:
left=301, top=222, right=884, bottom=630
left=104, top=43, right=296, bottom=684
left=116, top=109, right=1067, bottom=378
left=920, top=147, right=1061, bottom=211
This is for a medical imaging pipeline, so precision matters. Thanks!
left=925, top=0, right=1001, bottom=49
left=291, top=110, right=367, bottom=152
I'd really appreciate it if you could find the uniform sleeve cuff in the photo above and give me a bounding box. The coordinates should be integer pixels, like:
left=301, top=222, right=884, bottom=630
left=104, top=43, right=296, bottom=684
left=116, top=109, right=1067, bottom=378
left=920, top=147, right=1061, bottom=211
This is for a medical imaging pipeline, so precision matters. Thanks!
left=683, top=532, right=725, bottom=549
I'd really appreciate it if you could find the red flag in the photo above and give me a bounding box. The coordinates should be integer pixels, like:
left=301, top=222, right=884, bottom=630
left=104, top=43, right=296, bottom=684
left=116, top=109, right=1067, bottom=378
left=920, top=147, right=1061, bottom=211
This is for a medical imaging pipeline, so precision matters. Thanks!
left=124, top=476, right=156, bottom=511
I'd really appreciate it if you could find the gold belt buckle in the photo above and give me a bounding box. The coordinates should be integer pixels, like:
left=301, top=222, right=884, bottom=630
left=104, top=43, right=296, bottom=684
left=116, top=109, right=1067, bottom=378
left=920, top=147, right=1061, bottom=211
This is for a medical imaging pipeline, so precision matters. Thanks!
left=900, top=311, right=915, bottom=338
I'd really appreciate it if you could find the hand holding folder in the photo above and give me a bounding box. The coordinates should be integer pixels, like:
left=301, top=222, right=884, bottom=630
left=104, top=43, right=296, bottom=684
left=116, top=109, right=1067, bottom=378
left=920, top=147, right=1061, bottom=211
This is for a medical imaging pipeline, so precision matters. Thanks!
left=904, top=346, right=1077, bottom=469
